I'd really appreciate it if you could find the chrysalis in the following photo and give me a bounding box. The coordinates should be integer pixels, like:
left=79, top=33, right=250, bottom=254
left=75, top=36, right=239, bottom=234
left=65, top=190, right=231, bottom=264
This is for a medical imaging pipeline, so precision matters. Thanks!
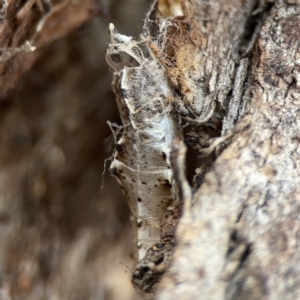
left=106, top=24, right=180, bottom=261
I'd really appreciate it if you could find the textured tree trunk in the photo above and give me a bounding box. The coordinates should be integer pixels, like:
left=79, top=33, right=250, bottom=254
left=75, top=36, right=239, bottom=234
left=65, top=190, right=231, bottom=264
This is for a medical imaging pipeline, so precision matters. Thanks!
left=155, top=0, right=300, bottom=299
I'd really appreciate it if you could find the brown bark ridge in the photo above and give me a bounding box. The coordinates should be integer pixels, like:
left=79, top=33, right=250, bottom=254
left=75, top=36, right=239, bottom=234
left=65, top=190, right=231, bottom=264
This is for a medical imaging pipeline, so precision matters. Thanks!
left=156, top=0, right=300, bottom=299
left=0, top=0, right=102, bottom=94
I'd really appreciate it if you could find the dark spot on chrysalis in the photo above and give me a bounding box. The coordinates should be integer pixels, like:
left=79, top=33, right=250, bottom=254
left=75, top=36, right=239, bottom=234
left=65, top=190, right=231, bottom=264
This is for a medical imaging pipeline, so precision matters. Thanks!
left=116, top=143, right=123, bottom=152
left=109, top=168, right=118, bottom=175
left=154, top=184, right=158, bottom=187
left=132, top=179, right=136, bottom=182
left=142, top=182, right=147, bottom=185
left=137, top=219, right=142, bottom=228
left=164, top=180, right=172, bottom=189
left=137, top=197, right=142, bottom=202
left=162, top=152, right=166, bottom=160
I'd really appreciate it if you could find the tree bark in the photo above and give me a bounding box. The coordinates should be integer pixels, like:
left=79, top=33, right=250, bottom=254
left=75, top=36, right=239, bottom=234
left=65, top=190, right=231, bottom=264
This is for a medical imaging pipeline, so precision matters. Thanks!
left=155, top=0, right=300, bottom=299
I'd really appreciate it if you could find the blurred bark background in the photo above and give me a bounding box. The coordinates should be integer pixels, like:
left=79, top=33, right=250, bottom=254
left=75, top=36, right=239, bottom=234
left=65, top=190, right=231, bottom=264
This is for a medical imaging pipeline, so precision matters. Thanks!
left=0, top=0, right=148, bottom=299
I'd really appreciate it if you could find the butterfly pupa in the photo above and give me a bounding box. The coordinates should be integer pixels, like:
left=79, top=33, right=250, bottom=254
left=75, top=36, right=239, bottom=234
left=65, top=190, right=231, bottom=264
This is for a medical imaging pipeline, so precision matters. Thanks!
left=106, top=23, right=180, bottom=261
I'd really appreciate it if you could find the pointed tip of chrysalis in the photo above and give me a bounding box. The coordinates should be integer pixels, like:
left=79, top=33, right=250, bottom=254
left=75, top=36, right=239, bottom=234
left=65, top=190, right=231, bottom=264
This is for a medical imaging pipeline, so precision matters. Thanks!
left=108, top=23, right=116, bottom=43
left=108, top=23, right=132, bottom=44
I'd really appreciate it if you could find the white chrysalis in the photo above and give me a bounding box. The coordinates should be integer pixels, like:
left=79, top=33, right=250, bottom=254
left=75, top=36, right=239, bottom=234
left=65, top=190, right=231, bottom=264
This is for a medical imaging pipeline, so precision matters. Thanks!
left=106, top=24, right=180, bottom=261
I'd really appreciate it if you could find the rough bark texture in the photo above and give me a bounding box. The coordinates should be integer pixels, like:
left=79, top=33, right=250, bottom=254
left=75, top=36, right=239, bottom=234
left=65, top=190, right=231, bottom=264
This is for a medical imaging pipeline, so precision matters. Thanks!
left=157, top=0, right=300, bottom=299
